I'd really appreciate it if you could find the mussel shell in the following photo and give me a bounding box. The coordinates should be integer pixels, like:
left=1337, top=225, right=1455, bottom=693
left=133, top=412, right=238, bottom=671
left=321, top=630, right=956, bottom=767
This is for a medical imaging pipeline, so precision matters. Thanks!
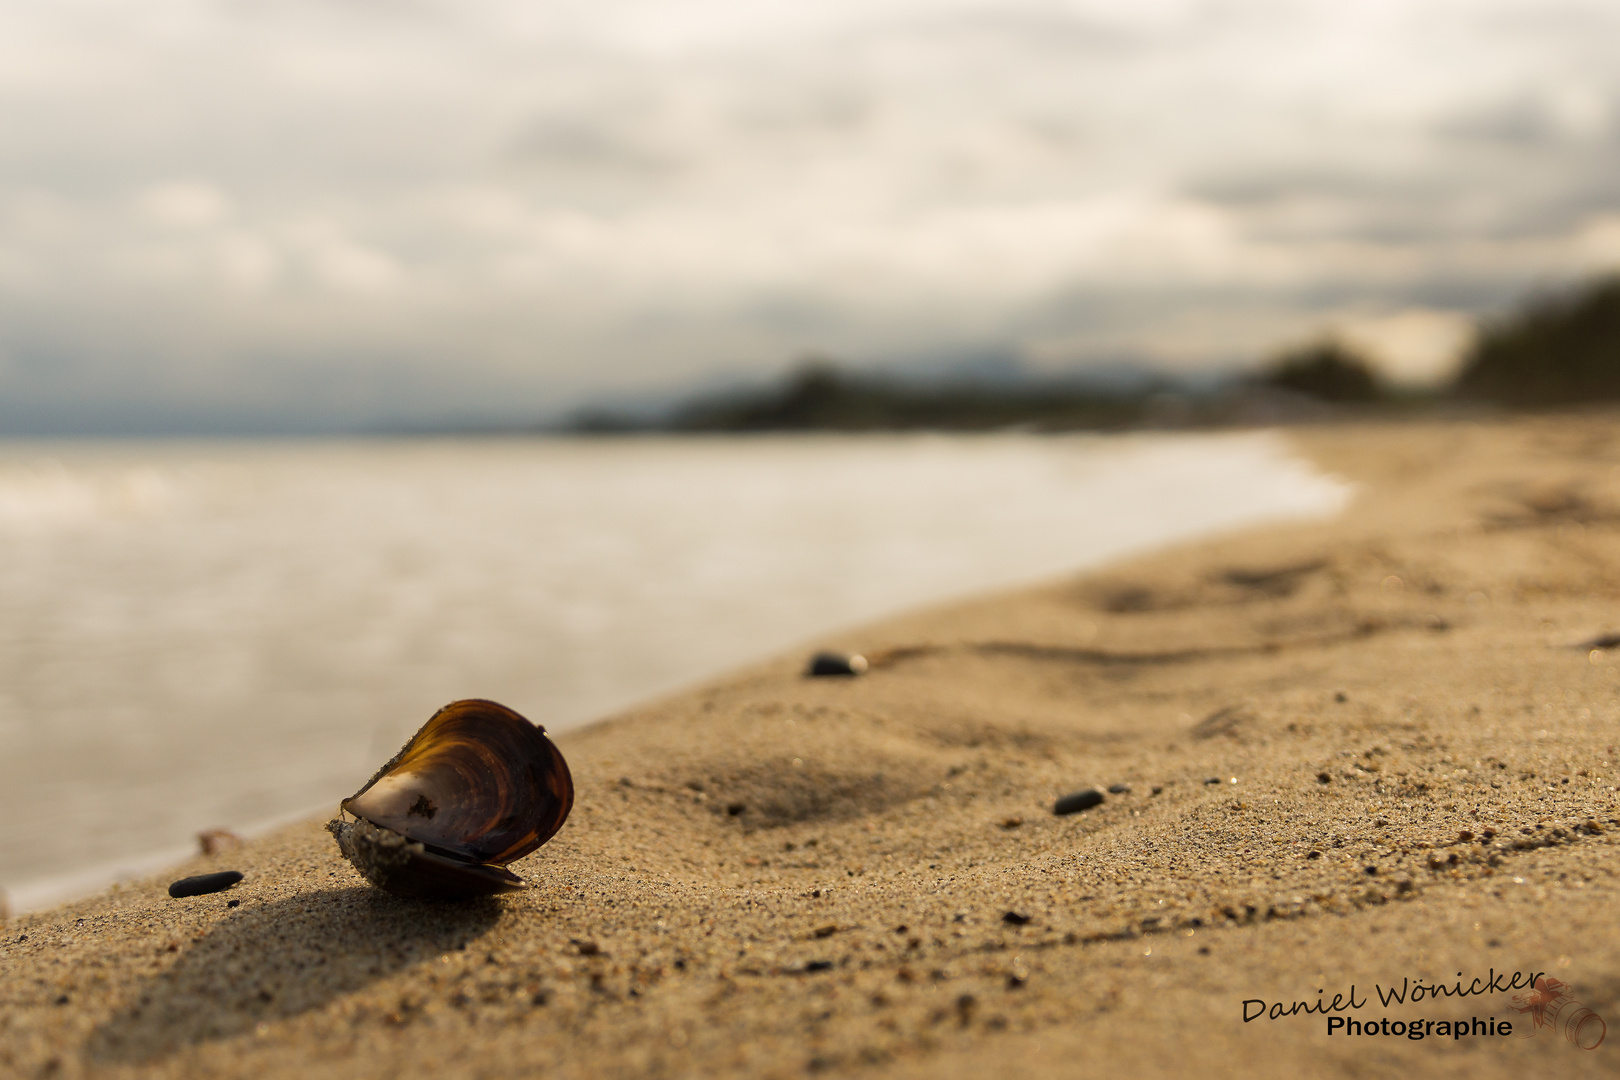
left=341, top=698, right=573, bottom=866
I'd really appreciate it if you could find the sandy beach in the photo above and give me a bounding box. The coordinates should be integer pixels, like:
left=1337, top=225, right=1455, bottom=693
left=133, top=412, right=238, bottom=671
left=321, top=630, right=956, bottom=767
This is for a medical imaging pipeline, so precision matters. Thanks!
left=4, top=414, right=1619, bottom=1079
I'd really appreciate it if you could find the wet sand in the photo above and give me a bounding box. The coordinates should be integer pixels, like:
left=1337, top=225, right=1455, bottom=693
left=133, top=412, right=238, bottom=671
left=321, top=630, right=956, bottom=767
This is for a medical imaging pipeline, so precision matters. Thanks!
left=4, top=415, right=1619, bottom=1079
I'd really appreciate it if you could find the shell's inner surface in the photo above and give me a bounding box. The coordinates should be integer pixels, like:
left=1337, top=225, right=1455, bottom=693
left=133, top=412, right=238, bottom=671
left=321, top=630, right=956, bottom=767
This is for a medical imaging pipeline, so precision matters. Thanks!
left=330, top=698, right=573, bottom=899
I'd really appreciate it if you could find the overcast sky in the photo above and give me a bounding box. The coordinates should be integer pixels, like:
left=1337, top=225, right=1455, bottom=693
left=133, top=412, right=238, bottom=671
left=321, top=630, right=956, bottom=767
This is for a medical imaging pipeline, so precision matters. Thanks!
left=2, top=0, right=1618, bottom=433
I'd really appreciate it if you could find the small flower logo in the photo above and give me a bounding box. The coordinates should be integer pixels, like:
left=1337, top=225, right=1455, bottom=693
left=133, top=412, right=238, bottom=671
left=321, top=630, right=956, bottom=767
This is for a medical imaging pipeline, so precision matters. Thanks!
left=1509, top=976, right=1606, bottom=1050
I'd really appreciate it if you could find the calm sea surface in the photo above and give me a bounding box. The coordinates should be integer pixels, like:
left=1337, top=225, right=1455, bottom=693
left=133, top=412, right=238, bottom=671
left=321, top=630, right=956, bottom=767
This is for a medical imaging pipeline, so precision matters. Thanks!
left=0, top=432, right=1350, bottom=909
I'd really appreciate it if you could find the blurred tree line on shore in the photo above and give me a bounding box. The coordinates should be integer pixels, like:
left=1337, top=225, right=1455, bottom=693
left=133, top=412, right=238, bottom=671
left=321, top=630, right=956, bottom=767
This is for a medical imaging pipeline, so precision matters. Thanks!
left=566, top=274, right=1620, bottom=433
left=1454, top=276, right=1620, bottom=406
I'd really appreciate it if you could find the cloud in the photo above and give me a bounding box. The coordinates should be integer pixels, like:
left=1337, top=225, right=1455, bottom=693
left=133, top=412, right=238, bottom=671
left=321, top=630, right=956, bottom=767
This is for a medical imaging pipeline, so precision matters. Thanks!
left=1, top=0, right=1619, bottom=431
left=136, top=182, right=234, bottom=229
left=1330, top=309, right=1477, bottom=387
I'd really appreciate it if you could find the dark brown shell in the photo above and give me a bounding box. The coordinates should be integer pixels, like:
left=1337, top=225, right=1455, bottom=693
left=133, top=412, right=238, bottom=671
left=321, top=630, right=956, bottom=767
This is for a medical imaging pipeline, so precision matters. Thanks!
left=328, top=699, right=572, bottom=899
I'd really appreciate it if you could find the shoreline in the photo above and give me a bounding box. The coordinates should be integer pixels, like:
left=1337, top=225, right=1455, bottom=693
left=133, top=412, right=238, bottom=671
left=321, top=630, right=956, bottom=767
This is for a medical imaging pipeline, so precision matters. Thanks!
left=4, top=414, right=1619, bottom=1078
left=0, top=428, right=1348, bottom=911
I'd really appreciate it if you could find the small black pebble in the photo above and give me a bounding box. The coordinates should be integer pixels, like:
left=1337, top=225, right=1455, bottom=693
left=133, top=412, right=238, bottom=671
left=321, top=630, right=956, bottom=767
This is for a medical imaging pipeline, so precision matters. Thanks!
left=726, top=802, right=746, bottom=816
left=1107, top=783, right=1131, bottom=794
left=805, top=960, right=834, bottom=972
left=806, top=651, right=868, bottom=677
left=1306, top=850, right=1321, bottom=860
left=1364, top=865, right=1378, bottom=876
left=227, top=899, right=241, bottom=908
left=1002, top=911, right=1032, bottom=926
left=1053, top=789, right=1105, bottom=815
left=55, top=995, right=69, bottom=1005
left=1317, top=772, right=1331, bottom=784
left=1150, top=786, right=1163, bottom=795
left=1334, top=692, right=1347, bottom=703
left=1203, top=777, right=1221, bottom=785
left=168, top=871, right=243, bottom=898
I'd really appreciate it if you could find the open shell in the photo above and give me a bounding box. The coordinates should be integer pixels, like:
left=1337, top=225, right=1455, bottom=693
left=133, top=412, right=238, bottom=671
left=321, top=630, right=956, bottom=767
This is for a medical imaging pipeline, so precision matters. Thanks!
left=326, top=699, right=573, bottom=899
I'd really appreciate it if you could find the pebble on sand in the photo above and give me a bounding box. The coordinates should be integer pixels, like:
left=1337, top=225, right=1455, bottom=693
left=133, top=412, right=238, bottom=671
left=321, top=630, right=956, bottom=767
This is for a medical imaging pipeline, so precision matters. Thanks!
left=1052, top=789, right=1105, bottom=815
left=1107, top=783, right=1131, bottom=794
left=806, top=651, right=868, bottom=677
left=196, top=829, right=244, bottom=856
left=168, top=871, right=244, bottom=898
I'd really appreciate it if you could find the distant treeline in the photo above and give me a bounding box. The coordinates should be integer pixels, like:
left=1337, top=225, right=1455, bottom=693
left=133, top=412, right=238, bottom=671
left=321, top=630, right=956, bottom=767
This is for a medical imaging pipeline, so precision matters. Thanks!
left=573, top=365, right=1157, bottom=434
left=568, top=362, right=1341, bottom=434
left=1454, top=275, right=1620, bottom=406
left=566, top=274, right=1620, bottom=433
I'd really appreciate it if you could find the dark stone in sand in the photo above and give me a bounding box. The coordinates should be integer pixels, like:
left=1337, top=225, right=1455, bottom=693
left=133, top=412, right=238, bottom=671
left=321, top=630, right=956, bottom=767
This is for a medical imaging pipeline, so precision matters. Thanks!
left=806, top=651, right=868, bottom=677
left=168, top=871, right=243, bottom=898
left=1107, top=783, right=1131, bottom=794
left=1002, top=911, right=1032, bottom=926
left=1052, top=789, right=1104, bottom=815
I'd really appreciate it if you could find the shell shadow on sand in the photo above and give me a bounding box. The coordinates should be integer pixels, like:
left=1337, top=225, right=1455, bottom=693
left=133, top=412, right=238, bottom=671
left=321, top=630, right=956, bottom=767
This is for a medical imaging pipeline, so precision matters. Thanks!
left=85, top=887, right=504, bottom=1063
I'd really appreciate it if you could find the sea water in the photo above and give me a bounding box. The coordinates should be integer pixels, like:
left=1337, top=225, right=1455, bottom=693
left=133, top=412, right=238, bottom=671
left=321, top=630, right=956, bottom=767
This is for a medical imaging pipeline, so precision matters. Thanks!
left=0, top=432, right=1350, bottom=910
